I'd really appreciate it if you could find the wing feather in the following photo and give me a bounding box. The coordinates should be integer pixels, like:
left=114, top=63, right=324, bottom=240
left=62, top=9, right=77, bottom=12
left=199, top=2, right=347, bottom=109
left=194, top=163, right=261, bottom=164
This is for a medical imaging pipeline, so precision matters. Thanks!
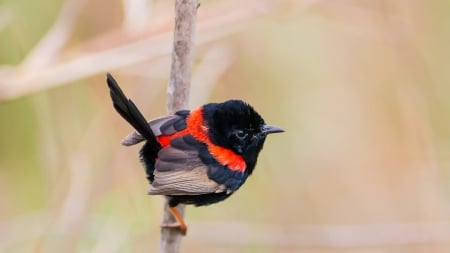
left=149, top=167, right=226, bottom=195
left=148, top=135, right=228, bottom=196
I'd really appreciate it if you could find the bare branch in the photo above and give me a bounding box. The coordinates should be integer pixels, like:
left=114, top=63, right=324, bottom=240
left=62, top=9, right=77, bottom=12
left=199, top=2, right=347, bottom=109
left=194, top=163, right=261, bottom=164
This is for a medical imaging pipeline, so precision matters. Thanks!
left=23, top=0, right=87, bottom=68
left=0, top=0, right=272, bottom=102
left=166, top=0, right=198, bottom=113
left=159, top=0, right=198, bottom=252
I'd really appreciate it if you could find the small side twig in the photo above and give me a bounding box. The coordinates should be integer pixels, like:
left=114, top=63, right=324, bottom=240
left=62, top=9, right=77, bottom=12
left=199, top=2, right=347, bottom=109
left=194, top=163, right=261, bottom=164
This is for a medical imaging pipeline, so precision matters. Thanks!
left=23, top=0, right=87, bottom=68
left=159, top=1, right=198, bottom=253
left=0, top=0, right=268, bottom=102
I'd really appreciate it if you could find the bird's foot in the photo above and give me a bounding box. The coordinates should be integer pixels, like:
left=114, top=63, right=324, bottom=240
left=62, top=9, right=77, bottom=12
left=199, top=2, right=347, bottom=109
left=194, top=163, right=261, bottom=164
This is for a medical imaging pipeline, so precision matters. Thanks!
left=160, top=222, right=187, bottom=235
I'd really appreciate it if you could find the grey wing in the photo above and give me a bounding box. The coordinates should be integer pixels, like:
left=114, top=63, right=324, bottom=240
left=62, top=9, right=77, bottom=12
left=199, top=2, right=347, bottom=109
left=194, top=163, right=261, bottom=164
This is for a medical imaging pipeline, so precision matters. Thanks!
left=121, top=115, right=181, bottom=146
left=148, top=136, right=227, bottom=196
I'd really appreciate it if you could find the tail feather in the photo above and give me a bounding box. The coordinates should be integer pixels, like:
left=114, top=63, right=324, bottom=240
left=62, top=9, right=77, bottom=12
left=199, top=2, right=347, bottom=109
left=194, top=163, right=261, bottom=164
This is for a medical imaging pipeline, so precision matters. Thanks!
left=106, top=73, right=159, bottom=146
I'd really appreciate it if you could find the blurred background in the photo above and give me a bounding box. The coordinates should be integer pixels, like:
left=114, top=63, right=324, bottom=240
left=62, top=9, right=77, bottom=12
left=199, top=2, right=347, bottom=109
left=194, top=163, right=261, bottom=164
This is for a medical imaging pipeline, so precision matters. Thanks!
left=1, top=0, right=450, bottom=252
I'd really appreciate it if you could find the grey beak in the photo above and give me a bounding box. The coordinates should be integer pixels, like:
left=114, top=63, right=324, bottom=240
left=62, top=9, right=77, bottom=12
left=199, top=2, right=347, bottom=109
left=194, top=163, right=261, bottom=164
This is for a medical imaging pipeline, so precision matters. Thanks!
left=261, top=124, right=284, bottom=134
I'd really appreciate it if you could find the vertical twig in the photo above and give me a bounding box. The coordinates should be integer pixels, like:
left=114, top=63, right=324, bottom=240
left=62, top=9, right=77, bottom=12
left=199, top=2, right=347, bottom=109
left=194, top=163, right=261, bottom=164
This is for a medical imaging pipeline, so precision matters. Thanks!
left=159, top=1, right=198, bottom=253
left=167, top=0, right=198, bottom=113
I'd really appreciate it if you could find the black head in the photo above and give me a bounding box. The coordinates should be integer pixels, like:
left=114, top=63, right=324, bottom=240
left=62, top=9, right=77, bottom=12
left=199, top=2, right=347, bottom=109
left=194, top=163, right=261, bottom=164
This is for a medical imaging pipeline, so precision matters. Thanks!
left=202, top=100, right=283, bottom=172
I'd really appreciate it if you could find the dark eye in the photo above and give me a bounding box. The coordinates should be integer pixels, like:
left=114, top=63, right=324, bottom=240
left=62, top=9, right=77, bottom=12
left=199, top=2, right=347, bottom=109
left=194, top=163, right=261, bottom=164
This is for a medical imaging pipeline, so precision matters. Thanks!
left=235, top=130, right=248, bottom=139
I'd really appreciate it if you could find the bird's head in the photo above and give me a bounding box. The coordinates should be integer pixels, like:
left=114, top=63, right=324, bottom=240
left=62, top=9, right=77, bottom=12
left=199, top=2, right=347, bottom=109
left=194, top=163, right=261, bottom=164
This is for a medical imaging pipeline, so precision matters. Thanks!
left=202, top=100, right=284, bottom=170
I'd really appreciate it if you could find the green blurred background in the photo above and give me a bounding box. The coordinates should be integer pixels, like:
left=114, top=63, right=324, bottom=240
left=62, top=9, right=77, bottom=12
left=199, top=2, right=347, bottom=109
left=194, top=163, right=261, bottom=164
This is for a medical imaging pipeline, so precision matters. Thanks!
left=1, top=0, right=450, bottom=252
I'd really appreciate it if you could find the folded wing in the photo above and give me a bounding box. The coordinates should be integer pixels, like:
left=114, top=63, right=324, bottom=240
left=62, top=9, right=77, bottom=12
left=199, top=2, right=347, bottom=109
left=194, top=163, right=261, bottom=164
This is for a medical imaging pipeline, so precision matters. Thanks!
left=148, top=135, right=228, bottom=196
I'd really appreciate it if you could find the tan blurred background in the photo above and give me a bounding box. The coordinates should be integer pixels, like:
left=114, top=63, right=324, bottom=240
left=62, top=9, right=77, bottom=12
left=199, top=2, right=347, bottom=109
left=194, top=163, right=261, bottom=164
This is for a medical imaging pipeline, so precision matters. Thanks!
left=1, top=0, right=450, bottom=252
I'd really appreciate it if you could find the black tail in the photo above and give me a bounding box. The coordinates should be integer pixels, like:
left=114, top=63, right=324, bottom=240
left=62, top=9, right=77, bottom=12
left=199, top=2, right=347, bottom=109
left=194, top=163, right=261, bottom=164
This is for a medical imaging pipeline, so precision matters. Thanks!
left=106, top=73, right=159, bottom=144
left=107, top=73, right=160, bottom=183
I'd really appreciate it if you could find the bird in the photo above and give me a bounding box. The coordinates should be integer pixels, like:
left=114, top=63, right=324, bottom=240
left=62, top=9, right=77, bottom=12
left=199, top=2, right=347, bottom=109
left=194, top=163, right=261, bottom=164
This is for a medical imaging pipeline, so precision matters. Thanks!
left=106, top=73, right=284, bottom=235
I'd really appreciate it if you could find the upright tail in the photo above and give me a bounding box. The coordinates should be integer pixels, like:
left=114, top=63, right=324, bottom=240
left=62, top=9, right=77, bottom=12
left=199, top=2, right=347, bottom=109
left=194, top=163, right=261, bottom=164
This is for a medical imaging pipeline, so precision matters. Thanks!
left=107, top=73, right=160, bottom=183
left=106, top=73, right=159, bottom=145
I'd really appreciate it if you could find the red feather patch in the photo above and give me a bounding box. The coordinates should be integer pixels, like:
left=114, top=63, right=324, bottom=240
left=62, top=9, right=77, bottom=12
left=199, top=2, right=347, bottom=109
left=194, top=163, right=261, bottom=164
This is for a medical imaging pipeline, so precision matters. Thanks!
left=186, top=108, right=246, bottom=172
left=157, top=129, right=189, bottom=147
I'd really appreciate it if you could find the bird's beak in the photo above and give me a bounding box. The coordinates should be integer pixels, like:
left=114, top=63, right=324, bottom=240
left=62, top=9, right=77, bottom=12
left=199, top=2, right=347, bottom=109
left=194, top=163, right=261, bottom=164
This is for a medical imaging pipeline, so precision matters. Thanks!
left=261, top=124, right=284, bottom=134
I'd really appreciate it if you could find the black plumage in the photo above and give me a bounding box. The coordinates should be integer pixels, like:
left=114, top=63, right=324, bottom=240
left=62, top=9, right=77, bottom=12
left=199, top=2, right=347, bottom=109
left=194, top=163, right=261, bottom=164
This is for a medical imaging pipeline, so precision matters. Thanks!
left=106, top=73, right=283, bottom=234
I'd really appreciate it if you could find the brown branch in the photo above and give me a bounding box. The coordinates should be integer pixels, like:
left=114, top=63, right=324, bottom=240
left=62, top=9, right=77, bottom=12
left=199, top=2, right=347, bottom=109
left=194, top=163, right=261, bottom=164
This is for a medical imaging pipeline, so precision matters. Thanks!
left=159, top=1, right=198, bottom=253
left=166, top=0, right=198, bottom=113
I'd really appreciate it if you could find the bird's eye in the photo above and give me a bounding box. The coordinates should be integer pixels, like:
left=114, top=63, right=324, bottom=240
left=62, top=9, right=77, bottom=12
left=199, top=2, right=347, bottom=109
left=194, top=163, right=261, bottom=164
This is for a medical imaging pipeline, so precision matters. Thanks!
left=235, top=130, right=248, bottom=139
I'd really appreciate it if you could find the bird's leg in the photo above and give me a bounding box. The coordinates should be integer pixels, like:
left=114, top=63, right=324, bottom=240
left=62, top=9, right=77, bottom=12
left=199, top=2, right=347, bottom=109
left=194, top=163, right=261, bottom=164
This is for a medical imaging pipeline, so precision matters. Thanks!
left=160, top=206, right=187, bottom=235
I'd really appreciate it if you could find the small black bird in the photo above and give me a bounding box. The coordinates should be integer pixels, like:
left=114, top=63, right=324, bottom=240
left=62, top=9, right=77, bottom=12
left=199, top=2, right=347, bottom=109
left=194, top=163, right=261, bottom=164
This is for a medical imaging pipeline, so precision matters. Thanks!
left=107, top=73, right=283, bottom=234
